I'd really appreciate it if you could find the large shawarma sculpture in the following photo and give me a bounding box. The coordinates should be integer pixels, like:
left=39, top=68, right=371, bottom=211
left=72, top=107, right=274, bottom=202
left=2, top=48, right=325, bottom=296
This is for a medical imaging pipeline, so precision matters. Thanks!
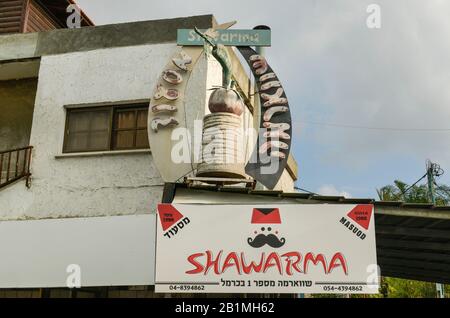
left=147, top=23, right=292, bottom=189
left=194, top=27, right=248, bottom=179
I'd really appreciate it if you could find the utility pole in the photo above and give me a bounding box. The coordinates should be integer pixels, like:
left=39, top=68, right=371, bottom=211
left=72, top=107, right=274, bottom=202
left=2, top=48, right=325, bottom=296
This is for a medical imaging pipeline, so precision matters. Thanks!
left=426, top=160, right=445, bottom=298
left=426, top=161, right=437, bottom=206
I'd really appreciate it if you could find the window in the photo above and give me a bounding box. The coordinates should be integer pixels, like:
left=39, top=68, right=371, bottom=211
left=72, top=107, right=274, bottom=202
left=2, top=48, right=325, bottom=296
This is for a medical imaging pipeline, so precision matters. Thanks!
left=112, top=107, right=149, bottom=150
left=63, top=104, right=150, bottom=153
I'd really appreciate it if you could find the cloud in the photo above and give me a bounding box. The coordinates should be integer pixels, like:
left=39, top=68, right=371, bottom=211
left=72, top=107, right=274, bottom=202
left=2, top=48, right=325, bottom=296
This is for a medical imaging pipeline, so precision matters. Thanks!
left=76, top=1, right=450, bottom=165
left=75, top=0, right=450, bottom=194
left=283, top=0, right=450, bottom=168
left=317, top=185, right=352, bottom=198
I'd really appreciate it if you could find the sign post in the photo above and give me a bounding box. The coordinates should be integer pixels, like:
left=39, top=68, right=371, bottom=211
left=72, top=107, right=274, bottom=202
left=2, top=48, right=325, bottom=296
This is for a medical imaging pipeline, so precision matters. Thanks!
left=177, top=29, right=271, bottom=47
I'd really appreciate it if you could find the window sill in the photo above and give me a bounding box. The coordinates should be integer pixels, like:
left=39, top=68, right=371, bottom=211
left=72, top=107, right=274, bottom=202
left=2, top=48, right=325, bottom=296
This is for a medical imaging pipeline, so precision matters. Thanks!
left=55, top=149, right=151, bottom=159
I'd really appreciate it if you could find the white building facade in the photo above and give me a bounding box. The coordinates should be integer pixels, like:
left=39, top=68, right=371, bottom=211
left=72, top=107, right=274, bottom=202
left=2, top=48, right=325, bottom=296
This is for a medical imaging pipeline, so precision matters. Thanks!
left=0, top=15, right=297, bottom=297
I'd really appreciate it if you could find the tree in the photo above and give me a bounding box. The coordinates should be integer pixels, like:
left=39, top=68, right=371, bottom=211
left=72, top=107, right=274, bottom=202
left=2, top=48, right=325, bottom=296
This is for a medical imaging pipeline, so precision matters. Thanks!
left=315, top=179, right=449, bottom=298
left=383, top=277, right=437, bottom=298
left=376, top=179, right=450, bottom=298
left=377, top=180, right=450, bottom=205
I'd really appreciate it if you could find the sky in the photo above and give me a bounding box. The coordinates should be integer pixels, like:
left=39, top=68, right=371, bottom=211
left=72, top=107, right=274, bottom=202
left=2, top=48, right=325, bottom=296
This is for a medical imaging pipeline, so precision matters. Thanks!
left=76, top=0, right=450, bottom=198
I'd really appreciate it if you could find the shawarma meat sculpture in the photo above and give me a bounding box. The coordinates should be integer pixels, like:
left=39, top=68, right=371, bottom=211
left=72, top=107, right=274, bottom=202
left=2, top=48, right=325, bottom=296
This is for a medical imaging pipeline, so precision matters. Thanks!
left=193, top=27, right=247, bottom=179
left=189, top=27, right=293, bottom=186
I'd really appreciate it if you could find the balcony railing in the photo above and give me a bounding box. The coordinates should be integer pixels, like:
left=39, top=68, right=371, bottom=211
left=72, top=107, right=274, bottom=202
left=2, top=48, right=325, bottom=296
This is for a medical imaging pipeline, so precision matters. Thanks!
left=0, top=146, right=33, bottom=189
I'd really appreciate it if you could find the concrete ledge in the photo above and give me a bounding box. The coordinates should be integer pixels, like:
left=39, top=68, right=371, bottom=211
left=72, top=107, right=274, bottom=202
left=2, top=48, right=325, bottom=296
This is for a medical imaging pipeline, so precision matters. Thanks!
left=0, top=15, right=214, bottom=62
left=0, top=33, right=39, bottom=61
left=55, top=149, right=151, bottom=159
left=36, top=15, right=214, bottom=56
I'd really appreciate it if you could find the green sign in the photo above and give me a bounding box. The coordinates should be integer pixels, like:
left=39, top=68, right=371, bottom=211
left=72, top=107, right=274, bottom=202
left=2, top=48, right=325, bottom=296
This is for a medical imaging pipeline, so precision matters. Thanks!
left=177, top=29, right=271, bottom=47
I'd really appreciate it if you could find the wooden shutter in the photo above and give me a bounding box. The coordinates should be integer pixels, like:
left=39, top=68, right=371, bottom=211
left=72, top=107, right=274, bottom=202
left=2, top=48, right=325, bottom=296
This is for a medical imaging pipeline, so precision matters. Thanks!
left=24, top=0, right=60, bottom=33
left=0, top=0, right=25, bottom=34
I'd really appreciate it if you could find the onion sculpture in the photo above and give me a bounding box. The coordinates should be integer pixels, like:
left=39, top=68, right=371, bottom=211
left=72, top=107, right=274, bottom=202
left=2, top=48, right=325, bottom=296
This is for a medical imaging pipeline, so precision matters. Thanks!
left=208, top=88, right=244, bottom=116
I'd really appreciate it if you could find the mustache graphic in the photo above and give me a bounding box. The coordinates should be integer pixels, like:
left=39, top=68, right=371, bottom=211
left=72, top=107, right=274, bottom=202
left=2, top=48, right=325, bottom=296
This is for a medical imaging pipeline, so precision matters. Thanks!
left=248, top=233, right=286, bottom=248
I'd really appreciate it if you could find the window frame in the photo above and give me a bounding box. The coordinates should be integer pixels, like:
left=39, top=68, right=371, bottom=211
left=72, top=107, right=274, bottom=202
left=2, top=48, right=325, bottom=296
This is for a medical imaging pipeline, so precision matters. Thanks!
left=63, top=103, right=150, bottom=154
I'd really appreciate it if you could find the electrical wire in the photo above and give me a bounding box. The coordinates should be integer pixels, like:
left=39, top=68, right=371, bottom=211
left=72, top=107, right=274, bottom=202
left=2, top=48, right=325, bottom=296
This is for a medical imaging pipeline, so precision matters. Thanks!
left=436, top=188, right=450, bottom=197
left=399, top=173, right=428, bottom=196
left=174, top=168, right=198, bottom=184
left=400, top=163, right=445, bottom=197
left=294, top=186, right=318, bottom=195
left=298, top=120, right=450, bottom=132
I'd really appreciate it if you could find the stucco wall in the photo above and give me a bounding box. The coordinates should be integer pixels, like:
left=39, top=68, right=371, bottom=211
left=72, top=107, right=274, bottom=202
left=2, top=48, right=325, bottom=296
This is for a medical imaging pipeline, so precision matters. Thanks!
left=0, top=41, right=295, bottom=221
left=0, top=43, right=209, bottom=220
left=0, top=78, right=37, bottom=151
left=274, top=169, right=295, bottom=192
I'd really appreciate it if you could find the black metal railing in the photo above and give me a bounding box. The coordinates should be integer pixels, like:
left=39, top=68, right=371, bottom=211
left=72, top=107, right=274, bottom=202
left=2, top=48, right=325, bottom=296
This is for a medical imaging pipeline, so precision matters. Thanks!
left=0, top=146, right=33, bottom=189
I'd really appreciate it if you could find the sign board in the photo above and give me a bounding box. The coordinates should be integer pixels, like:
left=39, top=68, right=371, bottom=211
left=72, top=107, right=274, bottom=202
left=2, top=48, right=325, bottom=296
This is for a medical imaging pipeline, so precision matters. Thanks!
left=177, top=29, right=271, bottom=47
left=238, top=46, right=292, bottom=189
left=0, top=215, right=156, bottom=288
left=155, top=204, right=379, bottom=294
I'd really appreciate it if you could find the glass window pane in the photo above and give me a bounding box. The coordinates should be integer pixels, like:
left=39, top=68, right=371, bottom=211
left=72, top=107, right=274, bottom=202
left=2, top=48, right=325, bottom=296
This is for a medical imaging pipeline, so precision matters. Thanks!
left=68, top=112, right=90, bottom=132
left=91, top=111, right=110, bottom=130
left=115, top=111, right=136, bottom=129
left=65, top=105, right=150, bottom=153
left=65, top=109, right=111, bottom=153
left=137, top=109, right=148, bottom=128
left=88, top=131, right=110, bottom=150
left=66, top=132, right=89, bottom=152
left=136, top=129, right=149, bottom=148
left=113, top=130, right=135, bottom=149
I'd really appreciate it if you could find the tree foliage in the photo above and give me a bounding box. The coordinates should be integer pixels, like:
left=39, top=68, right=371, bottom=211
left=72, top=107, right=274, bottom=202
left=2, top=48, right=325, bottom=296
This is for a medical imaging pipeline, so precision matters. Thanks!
left=375, top=179, right=449, bottom=298
left=316, top=179, right=450, bottom=298
left=376, top=180, right=450, bottom=205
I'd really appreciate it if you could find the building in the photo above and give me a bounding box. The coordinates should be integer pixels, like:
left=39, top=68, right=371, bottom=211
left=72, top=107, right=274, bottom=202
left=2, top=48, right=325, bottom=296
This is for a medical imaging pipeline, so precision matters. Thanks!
left=0, top=0, right=93, bottom=34
left=1, top=2, right=448, bottom=298
left=0, top=2, right=298, bottom=297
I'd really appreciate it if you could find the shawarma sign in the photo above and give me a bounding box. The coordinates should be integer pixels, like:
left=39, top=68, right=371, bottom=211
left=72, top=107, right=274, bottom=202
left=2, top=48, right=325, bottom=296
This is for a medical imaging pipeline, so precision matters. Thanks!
left=148, top=22, right=292, bottom=189
left=155, top=204, right=379, bottom=294
left=177, top=29, right=271, bottom=47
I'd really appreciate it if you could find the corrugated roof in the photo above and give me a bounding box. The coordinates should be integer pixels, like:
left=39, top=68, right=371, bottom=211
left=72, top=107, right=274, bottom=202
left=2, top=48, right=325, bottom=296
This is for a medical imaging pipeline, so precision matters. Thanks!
left=167, top=183, right=450, bottom=284
left=182, top=183, right=450, bottom=211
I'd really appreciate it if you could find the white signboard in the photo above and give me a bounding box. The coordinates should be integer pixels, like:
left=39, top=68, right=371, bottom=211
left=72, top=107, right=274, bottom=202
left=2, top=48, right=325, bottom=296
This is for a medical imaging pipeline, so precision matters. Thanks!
left=0, top=215, right=156, bottom=288
left=155, top=204, right=379, bottom=294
